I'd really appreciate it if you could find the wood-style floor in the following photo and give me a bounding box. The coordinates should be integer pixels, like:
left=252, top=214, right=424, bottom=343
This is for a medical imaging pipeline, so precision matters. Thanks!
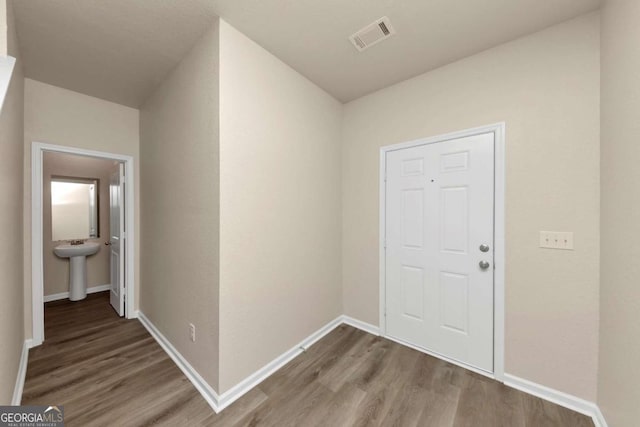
left=22, top=292, right=594, bottom=426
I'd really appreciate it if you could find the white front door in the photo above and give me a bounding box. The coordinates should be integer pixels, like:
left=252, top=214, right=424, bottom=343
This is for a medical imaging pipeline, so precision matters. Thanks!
left=109, top=163, right=125, bottom=316
left=385, top=132, right=495, bottom=372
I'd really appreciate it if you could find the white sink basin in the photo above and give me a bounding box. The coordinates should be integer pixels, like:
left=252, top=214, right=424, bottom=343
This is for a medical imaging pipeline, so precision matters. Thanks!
left=54, top=242, right=101, bottom=301
left=54, top=242, right=100, bottom=258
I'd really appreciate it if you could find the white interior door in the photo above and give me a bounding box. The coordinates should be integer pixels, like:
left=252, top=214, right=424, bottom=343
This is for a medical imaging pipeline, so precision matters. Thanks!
left=109, top=163, right=125, bottom=316
left=385, top=132, right=495, bottom=372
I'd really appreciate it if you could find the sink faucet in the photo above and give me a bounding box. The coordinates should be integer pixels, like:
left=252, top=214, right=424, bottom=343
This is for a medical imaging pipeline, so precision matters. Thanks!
left=69, top=239, right=86, bottom=246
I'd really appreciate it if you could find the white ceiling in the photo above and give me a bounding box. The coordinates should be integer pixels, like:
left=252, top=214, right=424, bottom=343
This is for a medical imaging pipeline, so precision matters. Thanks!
left=212, top=0, right=601, bottom=102
left=11, top=0, right=219, bottom=107
left=11, top=0, right=601, bottom=107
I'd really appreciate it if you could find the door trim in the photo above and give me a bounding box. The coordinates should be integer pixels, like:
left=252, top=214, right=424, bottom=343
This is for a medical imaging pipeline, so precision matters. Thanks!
left=31, top=142, right=137, bottom=346
left=379, top=122, right=505, bottom=381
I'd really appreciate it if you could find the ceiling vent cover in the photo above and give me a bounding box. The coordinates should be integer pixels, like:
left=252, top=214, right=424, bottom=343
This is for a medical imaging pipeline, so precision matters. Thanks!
left=349, top=16, right=396, bottom=52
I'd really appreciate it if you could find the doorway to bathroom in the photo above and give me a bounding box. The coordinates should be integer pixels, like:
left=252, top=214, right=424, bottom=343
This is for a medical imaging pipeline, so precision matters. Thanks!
left=31, top=142, right=136, bottom=346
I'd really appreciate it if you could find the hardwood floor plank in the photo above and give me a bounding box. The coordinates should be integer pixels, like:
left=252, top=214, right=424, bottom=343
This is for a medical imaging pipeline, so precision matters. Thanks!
left=259, top=326, right=365, bottom=396
left=316, top=332, right=382, bottom=392
left=256, top=326, right=356, bottom=395
left=87, top=375, right=195, bottom=426
left=556, top=405, right=596, bottom=427
left=21, top=293, right=594, bottom=427
left=23, top=338, right=163, bottom=403
left=416, top=385, right=461, bottom=427
left=306, top=383, right=367, bottom=427
left=136, top=389, right=210, bottom=427
left=379, top=384, right=435, bottom=427
left=349, top=385, right=393, bottom=427
left=205, top=388, right=268, bottom=427
left=453, top=375, right=503, bottom=427
left=522, top=392, right=595, bottom=427
left=64, top=359, right=187, bottom=426
left=487, top=383, right=528, bottom=427
left=235, top=382, right=333, bottom=427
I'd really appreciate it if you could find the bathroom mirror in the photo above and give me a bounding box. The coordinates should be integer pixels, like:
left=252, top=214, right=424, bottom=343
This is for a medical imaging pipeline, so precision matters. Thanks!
left=51, top=177, right=99, bottom=241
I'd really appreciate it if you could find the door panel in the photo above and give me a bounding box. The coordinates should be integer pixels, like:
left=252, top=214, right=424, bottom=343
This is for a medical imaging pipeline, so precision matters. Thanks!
left=109, top=163, right=125, bottom=316
left=385, top=132, right=494, bottom=372
left=439, top=271, right=469, bottom=334
left=401, top=265, right=424, bottom=320
left=401, top=189, right=424, bottom=249
left=440, top=186, right=468, bottom=253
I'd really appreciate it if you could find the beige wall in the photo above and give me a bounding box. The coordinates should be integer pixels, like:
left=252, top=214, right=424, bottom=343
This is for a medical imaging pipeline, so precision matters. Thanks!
left=139, top=21, right=220, bottom=389
left=342, top=13, right=600, bottom=400
left=0, top=0, right=22, bottom=404
left=24, top=79, right=139, bottom=338
left=218, top=20, right=343, bottom=392
left=0, top=0, right=6, bottom=57
left=599, top=1, right=640, bottom=425
left=43, top=152, right=115, bottom=296
left=4, top=0, right=15, bottom=59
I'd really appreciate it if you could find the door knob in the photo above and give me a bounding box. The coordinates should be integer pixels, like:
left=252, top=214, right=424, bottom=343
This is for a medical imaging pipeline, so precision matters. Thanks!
left=105, top=241, right=111, bottom=246
left=479, top=260, right=490, bottom=269
left=479, top=244, right=490, bottom=252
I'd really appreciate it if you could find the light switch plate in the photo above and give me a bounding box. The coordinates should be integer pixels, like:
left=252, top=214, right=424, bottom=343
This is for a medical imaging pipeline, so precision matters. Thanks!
left=540, top=231, right=574, bottom=250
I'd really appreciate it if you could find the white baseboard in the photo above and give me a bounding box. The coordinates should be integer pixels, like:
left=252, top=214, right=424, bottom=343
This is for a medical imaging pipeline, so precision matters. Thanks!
left=12, top=339, right=33, bottom=405
left=137, top=311, right=221, bottom=413
left=137, top=312, right=355, bottom=413
left=592, top=405, right=609, bottom=427
left=44, top=284, right=111, bottom=303
left=503, top=374, right=607, bottom=427
left=341, top=315, right=380, bottom=336
left=137, top=311, right=608, bottom=427
left=216, top=316, right=344, bottom=410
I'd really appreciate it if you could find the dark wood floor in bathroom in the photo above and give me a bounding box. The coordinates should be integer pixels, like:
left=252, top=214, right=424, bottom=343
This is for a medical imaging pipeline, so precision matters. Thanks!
left=21, top=292, right=593, bottom=426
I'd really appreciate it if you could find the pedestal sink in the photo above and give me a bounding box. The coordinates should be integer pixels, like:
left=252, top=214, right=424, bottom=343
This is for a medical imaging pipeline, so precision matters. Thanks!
left=53, top=242, right=101, bottom=301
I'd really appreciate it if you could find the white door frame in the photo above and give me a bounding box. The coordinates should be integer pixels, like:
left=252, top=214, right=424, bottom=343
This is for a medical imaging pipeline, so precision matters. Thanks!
left=31, top=142, right=137, bottom=346
left=379, top=123, right=505, bottom=381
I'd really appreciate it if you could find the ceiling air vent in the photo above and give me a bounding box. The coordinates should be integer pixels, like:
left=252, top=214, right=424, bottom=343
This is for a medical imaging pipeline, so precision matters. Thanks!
left=349, top=16, right=396, bottom=52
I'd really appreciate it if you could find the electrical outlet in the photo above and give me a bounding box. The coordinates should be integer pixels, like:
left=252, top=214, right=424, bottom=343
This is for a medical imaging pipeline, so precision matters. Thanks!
left=189, top=323, right=196, bottom=342
left=539, top=231, right=574, bottom=250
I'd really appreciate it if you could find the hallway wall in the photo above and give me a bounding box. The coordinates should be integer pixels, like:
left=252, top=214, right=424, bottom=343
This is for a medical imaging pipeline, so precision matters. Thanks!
left=0, top=1, right=6, bottom=57
left=139, top=21, right=220, bottom=389
left=0, top=0, right=23, bottom=404
left=599, top=0, right=640, bottom=425
left=218, top=20, right=343, bottom=393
